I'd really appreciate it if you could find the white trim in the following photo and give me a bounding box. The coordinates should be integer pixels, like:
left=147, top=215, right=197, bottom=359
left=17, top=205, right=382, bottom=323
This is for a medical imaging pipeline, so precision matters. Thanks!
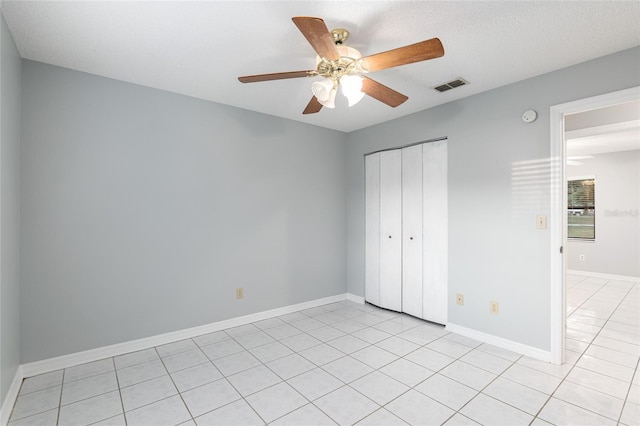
left=446, top=323, right=552, bottom=362
left=550, top=100, right=566, bottom=365
left=567, top=175, right=595, bottom=181
left=549, top=86, right=640, bottom=366
left=21, top=293, right=349, bottom=378
left=346, top=293, right=365, bottom=304
left=567, top=270, right=639, bottom=283
left=0, top=366, right=23, bottom=426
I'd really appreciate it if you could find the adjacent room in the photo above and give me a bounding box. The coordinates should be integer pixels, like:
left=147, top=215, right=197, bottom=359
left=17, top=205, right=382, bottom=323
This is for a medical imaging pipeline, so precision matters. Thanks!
left=1, top=1, right=639, bottom=425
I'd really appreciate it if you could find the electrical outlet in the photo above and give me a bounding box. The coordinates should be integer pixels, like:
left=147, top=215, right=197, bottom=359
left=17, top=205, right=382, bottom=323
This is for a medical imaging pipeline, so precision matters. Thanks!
left=456, top=293, right=464, bottom=305
left=490, top=301, right=499, bottom=314
left=236, top=288, right=244, bottom=299
left=579, top=254, right=585, bottom=261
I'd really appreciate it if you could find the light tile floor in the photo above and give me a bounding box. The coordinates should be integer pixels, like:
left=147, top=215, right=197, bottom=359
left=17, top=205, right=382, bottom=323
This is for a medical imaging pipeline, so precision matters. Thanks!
left=9, top=274, right=639, bottom=425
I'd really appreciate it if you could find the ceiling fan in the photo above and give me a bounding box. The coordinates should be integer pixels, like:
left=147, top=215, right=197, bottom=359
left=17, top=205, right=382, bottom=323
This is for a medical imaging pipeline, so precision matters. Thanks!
left=238, top=17, right=444, bottom=114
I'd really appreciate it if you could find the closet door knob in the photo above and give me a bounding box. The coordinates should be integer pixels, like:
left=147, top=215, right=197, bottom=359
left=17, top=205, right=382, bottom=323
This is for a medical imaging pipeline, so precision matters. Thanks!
left=388, top=235, right=392, bottom=239
left=410, top=237, right=414, bottom=240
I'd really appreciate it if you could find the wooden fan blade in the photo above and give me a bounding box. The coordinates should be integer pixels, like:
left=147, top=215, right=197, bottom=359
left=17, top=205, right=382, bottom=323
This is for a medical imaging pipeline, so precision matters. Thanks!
left=360, top=38, right=444, bottom=72
left=361, top=77, right=408, bottom=107
left=303, top=96, right=323, bottom=114
left=238, top=70, right=316, bottom=83
left=292, top=17, right=340, bottom=61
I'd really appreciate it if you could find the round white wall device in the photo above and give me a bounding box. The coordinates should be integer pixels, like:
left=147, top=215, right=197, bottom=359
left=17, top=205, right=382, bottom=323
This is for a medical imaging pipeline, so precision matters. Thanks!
left=522, top=109, right=537, bottom=123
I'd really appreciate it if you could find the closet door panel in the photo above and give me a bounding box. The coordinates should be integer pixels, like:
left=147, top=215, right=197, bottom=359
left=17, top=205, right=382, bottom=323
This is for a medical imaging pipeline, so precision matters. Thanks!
left=365, top=153, right=381, bottom=306
left=379, top=150, right=402, bottom=311
left=402, top=144, right=423, bottom=318
left=423, top=140, right=448, bottom=324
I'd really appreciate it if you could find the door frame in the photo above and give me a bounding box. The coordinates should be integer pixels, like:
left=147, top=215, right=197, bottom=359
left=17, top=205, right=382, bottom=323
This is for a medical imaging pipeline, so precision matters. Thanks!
left=549, top=86, right=640, bottom=364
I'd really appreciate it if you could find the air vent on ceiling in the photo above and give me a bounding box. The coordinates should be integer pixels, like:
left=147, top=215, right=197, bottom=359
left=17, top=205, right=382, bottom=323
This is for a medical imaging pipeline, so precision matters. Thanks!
left=433, top=78, right=469, bottom=93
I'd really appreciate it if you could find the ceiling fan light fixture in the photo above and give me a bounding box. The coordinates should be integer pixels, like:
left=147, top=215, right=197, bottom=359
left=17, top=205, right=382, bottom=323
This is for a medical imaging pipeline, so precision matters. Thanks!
left=319, top=87, right=337, bottom=108
left=311, top=77, right=335, bottom=102
left=341, top=75, right=365, bottom=106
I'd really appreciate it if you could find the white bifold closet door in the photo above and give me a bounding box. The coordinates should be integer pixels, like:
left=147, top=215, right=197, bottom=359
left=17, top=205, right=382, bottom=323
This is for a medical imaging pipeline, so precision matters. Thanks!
left=378, top=150, right=402, bottom=312
left=365, top=140, right=447, bottom=323
left=364, top=153, right=381, bottom=307
left=401, top=144, right=423, bottom=318
left=422, top=140, right=448, bottom=324
left=365, top=150, right=403, bottom=312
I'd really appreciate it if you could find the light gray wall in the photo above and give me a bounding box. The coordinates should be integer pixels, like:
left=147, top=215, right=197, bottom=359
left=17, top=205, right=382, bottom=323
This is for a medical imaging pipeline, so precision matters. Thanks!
left=347, top=47, right=640, bottom=351
left=567, top=150, right=640, bottom=277
left=565, top=101, right=639, bottom=131
left=20, top=60, right=348, bottom=363
left=1, top=13, right=21, bottom=405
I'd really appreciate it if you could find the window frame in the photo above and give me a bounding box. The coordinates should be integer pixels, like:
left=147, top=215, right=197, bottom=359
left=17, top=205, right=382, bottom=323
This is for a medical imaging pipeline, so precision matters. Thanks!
left=567, top=175, right=595, bottom=241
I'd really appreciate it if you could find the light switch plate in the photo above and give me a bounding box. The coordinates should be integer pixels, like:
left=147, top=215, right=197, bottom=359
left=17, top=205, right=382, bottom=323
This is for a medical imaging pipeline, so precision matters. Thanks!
left=536, top=215, right=547, bottom=229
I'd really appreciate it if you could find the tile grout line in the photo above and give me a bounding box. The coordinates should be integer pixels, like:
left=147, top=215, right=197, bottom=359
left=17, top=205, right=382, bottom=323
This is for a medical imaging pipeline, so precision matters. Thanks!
left=11, top=296, right=637, bottom=425
left=110, top=357, right=127, bottom=426
left=343, top=326, right=521, bottom=425
left=260, top=304, right=376, bottom=424
left=191, top=332, right=270, bottom=424
left=531, top=277, right=607, bottom=423
left=613, top=281, right=640, bottom=426
left=55, top=368, right=65, bottom=426
left=195, top=312, right=446, bottom=421
left=291, top=325, right=400, bottom=424
left=153, top=344, right=197, bottom=424
left=532, top=278, right=637, bottom=424
left=259, top=304, right=409, bottom=424
left=258, top=308, right=357, bottom=424
left=321, top=314, right=493, bottom=424
left=188, top=306, right=344, bottom=423
left=617, top=356, right=640, bottom=425
left=10, top=304, right=408, bottom=424
left=422, top=349, right=532, bottom=424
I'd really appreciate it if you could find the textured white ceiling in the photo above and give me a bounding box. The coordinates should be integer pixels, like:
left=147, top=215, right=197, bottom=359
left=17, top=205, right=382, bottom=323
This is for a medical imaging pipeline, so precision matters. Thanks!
left=2, top=1, right=640, bottom=132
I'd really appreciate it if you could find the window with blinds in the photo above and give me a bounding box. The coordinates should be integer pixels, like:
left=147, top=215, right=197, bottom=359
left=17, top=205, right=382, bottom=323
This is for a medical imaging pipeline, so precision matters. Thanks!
left=568, top=177, right=595, bottom=239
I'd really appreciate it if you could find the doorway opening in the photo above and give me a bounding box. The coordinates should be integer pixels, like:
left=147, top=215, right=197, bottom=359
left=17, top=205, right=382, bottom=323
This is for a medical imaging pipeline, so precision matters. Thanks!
left=549, top=86, right=640, bottom=364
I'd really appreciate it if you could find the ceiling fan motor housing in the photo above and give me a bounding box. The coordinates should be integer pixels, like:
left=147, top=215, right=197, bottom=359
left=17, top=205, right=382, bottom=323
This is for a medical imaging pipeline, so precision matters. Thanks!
left=331, top=28, right=350, bottom=44
left=316, top=43, right=363, bottom=80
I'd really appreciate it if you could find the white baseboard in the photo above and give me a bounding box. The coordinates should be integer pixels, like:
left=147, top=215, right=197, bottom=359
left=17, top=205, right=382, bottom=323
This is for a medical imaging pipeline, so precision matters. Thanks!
left=5, top=293, right=359, bottom=423
left=20, top=293, right=351, bottom=379
left=1, top=366, right=23, bottom=426
left=346, top=293, right=365, bottom=304
left=567, top=270, right=639, bottom=283
left=446, top=322, right=552, bottom=363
